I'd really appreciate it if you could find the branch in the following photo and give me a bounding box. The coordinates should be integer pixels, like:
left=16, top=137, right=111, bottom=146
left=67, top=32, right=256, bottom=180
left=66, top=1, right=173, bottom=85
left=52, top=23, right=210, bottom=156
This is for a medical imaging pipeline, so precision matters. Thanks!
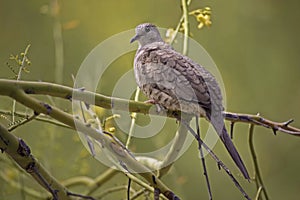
left=0, top=79, right=299, bottom=136
left=249, top=124, right=269, bottom=200
left=0, top=80, right=180, bottom=200
left=225, top=112, right=300, bottom=136
left=179, top=119, right=251, bottom=200
left=12, top=44, right=31, bottom=122
left=181, top=0, right=190, bottom=55
left=126, top=87, right=140, bottom=148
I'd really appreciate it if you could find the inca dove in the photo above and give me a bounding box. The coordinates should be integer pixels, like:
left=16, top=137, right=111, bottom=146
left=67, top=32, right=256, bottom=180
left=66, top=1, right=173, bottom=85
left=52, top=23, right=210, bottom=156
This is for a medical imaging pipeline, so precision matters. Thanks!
left=131, top=23, right=249, bottom=180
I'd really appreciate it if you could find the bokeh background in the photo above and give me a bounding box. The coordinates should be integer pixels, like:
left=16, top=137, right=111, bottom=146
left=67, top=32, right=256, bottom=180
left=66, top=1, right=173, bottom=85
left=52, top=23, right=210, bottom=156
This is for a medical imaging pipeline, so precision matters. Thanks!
left=0, top=0, right=299, bottom=199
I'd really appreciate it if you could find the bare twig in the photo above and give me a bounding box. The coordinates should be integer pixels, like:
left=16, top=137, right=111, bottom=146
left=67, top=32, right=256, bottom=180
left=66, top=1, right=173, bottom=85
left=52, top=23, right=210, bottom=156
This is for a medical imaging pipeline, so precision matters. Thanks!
left=180, top=118, right=251, bottom=200
left=249, top=122, right=269, bottom=200
left=66, top=191, right=95, bottom=200
left=225, top=112, right=300, bottom=136
left=255, top=187, right=263, bottom=200
left=16, top=45, right=31, bottom=81
left=126, top=87, right=140, bottom=148
left=196, top=116, right=212, bottom=200
left=127, top=178, right=132, bottom=200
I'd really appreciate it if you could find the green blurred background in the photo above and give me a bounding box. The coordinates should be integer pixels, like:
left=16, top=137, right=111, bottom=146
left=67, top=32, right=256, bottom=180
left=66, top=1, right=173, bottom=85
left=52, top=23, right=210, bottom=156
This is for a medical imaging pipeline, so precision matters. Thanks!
left=0, top=0, right=299, bottom=199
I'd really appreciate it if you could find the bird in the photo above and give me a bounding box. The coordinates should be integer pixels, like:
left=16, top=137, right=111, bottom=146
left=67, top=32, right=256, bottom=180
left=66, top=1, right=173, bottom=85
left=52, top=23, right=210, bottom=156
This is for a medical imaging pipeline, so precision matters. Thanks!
left=130, top=23, right=250, bottom=180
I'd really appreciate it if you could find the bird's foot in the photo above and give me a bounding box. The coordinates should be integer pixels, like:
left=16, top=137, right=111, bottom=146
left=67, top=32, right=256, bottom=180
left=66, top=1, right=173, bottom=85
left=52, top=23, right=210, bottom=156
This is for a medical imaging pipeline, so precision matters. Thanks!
left=144, top=99, right=156, bottom=104
left=144, top=99, right=166, bottom=114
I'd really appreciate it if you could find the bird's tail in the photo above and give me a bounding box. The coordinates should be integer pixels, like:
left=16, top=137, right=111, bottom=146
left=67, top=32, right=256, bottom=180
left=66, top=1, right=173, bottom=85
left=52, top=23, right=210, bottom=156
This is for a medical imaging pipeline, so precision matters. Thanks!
left=212, top=122, right=250, bottom=180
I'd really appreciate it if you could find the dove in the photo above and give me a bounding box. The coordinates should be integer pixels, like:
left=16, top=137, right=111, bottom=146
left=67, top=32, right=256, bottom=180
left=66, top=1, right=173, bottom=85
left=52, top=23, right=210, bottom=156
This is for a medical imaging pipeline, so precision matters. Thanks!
left=131, top=23, right=249, bottom=180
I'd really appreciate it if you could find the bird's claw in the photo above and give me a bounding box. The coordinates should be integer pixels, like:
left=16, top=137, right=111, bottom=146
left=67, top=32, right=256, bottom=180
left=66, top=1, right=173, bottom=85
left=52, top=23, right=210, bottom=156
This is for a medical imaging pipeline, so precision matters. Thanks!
left=144, top=99, right=165, bottom=114
left=144, top=99, right=156, bottom=104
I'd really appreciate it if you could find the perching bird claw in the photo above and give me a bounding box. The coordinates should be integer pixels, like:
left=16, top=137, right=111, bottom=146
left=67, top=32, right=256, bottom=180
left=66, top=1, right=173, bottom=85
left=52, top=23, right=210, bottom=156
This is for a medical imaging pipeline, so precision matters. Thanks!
left=144, top=99, right=166, bottom=114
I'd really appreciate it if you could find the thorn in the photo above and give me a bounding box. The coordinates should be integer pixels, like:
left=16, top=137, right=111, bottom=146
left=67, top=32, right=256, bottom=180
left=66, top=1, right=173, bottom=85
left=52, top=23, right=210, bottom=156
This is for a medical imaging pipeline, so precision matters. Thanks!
left=217, top=162, right=221, bottom=170
left=78, top=87, right=85, bottom=91
left=17, top=139, right=31, bottom=157
left=41, top=103, right=52, bottom=114
left=272, top=128, right=277, bottom=135
left=25, top=162, right=36, bottom=173
left=230, top=122, right=235, bottom=139
left=152, top=175, right=157, bottom=185
left=65, top=94, right=72, bottom=101
left=24, top=88, right=35, bottom=94
left=283, top=119, right=294, bottom=127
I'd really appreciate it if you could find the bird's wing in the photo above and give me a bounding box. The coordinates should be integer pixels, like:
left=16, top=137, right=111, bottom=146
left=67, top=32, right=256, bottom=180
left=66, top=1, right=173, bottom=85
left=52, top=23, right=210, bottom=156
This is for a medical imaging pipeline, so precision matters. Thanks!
left=134, top=43, right=223, bottom=115
left=134, top=43, right=250, bottom=179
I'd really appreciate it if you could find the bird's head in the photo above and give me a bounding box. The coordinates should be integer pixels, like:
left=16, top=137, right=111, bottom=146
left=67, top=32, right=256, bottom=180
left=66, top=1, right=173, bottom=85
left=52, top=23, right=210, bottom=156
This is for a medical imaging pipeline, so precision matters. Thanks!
left=130, top=23, right=163, bottom=47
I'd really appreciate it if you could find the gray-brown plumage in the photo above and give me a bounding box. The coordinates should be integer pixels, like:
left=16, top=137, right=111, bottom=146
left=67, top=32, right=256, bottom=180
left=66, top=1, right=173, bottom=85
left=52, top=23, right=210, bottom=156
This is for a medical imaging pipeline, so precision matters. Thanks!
left=131, top=23, right=249, bottom=180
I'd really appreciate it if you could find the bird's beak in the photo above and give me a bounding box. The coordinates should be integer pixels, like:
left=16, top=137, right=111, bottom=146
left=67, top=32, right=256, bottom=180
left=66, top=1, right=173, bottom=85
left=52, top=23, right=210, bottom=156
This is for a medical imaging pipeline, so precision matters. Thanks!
left=130, top=34, right=139, bottom=43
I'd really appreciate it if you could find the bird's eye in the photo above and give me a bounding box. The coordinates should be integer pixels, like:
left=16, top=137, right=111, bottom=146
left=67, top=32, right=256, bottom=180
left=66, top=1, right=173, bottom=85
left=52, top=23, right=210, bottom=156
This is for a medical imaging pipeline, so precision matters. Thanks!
left=145, top=26, right=150, bottom=32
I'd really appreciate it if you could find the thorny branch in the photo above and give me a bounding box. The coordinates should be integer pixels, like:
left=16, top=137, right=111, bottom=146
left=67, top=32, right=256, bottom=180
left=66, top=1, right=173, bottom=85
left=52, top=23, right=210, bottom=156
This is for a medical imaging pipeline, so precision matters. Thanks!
left=225, top=112, right=300, bottom=136
left=1, top=79, right=299, bottom=136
